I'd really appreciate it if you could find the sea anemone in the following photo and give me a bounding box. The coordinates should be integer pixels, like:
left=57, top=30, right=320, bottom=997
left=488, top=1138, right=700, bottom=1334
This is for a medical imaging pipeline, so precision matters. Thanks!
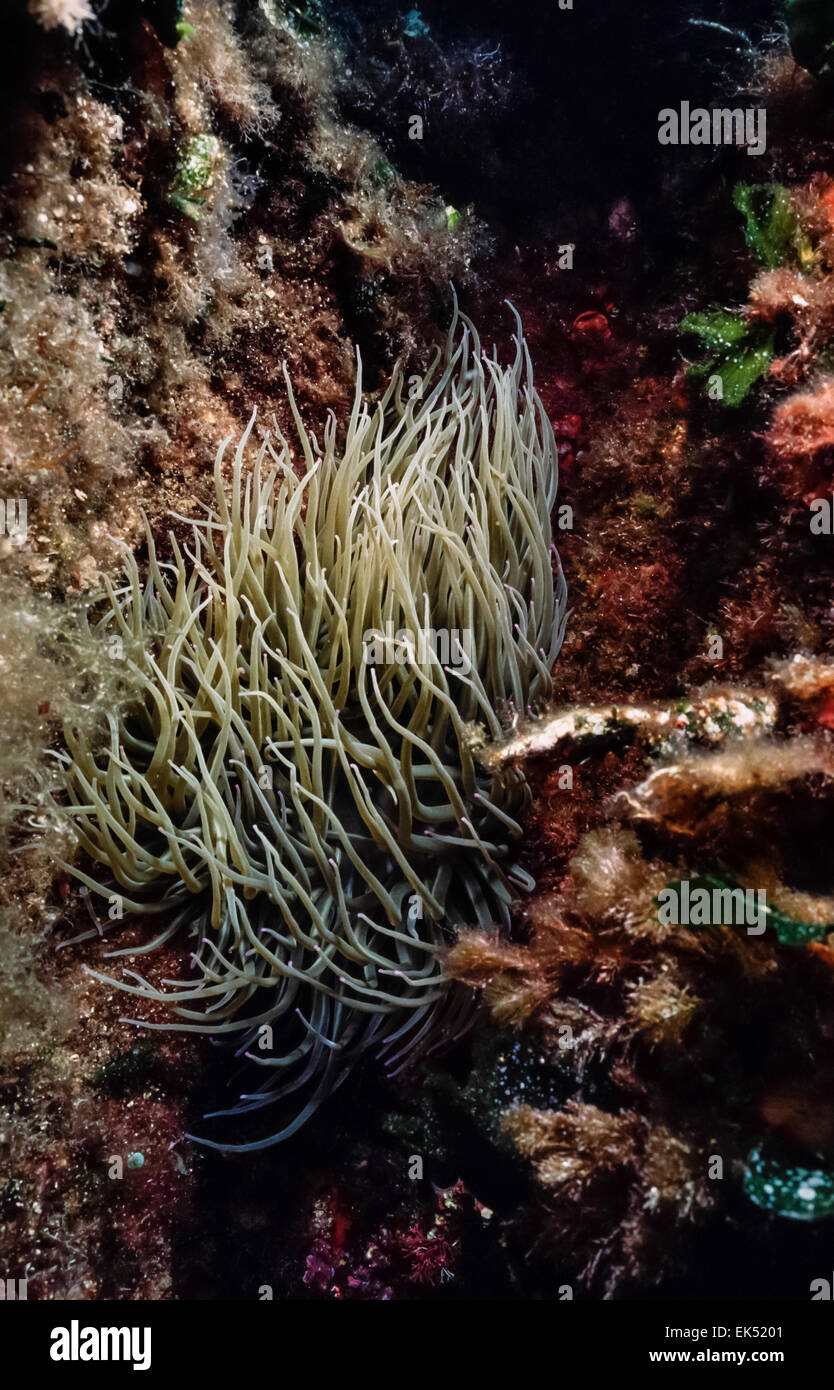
left=56, top=301, right=567, bottom=1149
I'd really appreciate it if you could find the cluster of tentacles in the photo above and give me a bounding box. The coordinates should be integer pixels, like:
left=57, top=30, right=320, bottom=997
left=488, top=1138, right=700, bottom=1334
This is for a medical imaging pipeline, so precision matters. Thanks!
left=56, top=304, right=566, bottom=1148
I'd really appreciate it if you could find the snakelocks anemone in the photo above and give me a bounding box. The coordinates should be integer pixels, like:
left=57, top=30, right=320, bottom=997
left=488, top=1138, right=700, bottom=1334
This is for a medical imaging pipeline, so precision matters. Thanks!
left=56, top=301, right=567, bottom=1150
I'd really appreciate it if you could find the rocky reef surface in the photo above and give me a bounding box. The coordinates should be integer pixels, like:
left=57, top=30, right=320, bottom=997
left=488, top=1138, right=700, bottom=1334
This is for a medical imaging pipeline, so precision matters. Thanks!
left=2, top=0, right=834, bottom=1300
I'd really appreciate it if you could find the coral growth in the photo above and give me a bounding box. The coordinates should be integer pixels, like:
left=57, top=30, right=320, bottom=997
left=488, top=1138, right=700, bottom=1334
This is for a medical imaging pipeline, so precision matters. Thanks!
left=28, top=0, right=91, bottom=35
left=5, top=0, right=834, bottom=1304
left=0, top=0, right=488, bottom=588
left=448, top=660, right=834, bottom=1292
